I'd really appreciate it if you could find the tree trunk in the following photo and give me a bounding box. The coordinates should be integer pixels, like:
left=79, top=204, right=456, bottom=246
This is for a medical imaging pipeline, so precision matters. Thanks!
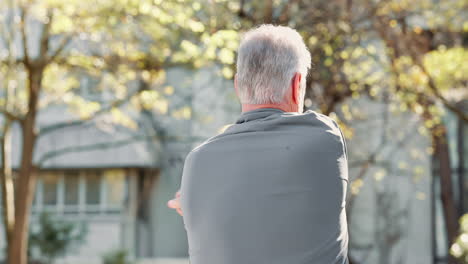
left=432, top=123, right=460, bottom=264
left=1, top=119, right=15, bottom=263
left=264, top=0, right=273, bottom=23
left=8, top=68, right=41, bottom=264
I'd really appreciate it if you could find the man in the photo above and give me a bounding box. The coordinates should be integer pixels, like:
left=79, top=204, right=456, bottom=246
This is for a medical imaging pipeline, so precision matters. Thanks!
left=168, top=24, right=349, bottom=264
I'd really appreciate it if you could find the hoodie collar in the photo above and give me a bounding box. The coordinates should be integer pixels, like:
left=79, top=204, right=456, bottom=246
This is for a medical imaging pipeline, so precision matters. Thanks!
left=235, top=108, right=286, bottom=124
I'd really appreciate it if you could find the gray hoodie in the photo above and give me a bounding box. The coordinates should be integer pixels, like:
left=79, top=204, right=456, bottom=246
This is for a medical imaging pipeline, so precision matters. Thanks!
left=180, top=108, right=349, bottom=264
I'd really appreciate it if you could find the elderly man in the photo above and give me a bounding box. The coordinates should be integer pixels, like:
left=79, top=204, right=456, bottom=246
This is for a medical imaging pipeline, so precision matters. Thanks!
left=167, top=24, right=349, bottom=264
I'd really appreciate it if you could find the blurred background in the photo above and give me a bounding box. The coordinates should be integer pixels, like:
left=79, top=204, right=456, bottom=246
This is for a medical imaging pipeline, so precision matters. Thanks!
left=0, top=0, right=467, bottom=264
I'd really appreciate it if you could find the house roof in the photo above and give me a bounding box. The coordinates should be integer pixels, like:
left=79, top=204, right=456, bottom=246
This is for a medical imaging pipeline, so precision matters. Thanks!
left=8, top=106, right=162, bottom=169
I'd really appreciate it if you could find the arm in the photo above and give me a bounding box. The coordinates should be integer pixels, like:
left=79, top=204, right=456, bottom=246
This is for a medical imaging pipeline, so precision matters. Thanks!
left=167, top=150, right=194, bottom=216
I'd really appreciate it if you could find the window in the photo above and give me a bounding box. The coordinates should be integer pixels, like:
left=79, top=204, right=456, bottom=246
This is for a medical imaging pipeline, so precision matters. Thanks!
left=64, top=171, right=80, bottom=206
left=104, top=169, right=125, bottom=208
left=42, top=173, right=59, bottom=206
left=34, top=169, right=127, bottom=215
left=86, top=171, right=101, bottom=206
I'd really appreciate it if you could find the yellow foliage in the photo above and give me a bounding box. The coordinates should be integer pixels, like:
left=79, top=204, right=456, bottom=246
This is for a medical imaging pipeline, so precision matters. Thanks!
left=110, top=107, right=137, bottom=129
left=66, top=95, right=101, bottom=119
left=153, top=99, right=168, bottom=114
left=172, top=106, right=192, bottom=120
left=373, top=169, right=386, bottom=182
left=188, top=19, right=205, bottom=32
left=351, top=178, right=364, bottom=195
left=424, top=47, right=468, bottom=91
left=218, top=48, right=235, bottom=64
left=164, top=86, right=174, bottom=95
left=222, top=67, right=234, bottom=79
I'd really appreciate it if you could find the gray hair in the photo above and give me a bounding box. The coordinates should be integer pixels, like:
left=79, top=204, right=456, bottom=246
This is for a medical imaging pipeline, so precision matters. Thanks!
left=236, top=24, right=311, bottom=106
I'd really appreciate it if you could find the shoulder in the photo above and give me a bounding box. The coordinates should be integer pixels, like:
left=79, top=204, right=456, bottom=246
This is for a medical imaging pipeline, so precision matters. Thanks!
left=186, top=132, right=222, bottom=158
left=304, top=109, right=334, bottom=123
left=302, top=110, right=348, bottom=155
left=295, top=110, right=341, bottom=131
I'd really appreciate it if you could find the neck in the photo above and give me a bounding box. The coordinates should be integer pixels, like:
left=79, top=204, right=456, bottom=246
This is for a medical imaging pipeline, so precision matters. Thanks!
left=241, top=103, right=298, bottom=113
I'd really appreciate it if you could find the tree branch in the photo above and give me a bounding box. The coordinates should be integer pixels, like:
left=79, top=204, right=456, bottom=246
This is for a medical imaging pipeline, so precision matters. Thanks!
left=38, top=9, right=53, bottom=64
left=412, top=57, right=468, bottom=123
left=374, top=14, right=468, bottom=123
left=38, top=87, right=143, bottom=138
left=394, top=13, right=468, bottom=122
left=238, top=0, right=256, bottom=22
left=347, top=115, right=420, bottom=211
left=277, top=0, right=299, bottom=24
left=46, top=35, right=73, bottom=64
left=19, top=5, right=30, bottom=66
left=264, top=0, right=273, bottom=23
left=0, top=58, right=25, bottom=67
left=0, top=108, right=21, bottom=121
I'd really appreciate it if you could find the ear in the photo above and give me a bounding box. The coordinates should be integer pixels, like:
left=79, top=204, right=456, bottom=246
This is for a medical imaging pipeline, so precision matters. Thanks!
left=234, top=73, right=239, bottom=98
left=291, top=72, right=302, bottom=104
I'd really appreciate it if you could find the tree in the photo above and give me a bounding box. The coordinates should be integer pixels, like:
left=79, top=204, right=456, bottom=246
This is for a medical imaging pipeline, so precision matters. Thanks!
left=0, top=1, right=237, bottom=263
left=2, top=0, right=465, bottom=263
left=216, top=0, right=467, bottom=262
left=362, top=2, right=466, bottom=262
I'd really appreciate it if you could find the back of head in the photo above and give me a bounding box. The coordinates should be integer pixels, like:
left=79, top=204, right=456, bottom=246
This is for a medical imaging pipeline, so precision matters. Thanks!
left=236, top=24, right=311, bottom=106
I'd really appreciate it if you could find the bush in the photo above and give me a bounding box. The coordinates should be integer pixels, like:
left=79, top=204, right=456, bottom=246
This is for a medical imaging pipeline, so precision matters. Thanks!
left=102, top=249, right=132, bottom=264
left=28, top=212, right=87, bottom=264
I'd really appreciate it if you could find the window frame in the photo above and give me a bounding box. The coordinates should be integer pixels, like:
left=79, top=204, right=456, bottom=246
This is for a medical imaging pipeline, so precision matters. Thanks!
left=32, top=169, right=127, bottom=216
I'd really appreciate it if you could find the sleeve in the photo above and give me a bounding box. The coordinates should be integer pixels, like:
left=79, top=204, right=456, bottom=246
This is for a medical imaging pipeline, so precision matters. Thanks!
left=338, top=126, right=348, bottom=159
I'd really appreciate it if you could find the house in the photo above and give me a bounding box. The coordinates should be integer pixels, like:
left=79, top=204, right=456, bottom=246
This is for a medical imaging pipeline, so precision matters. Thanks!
left=0, top=66, right=236, bottom=264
